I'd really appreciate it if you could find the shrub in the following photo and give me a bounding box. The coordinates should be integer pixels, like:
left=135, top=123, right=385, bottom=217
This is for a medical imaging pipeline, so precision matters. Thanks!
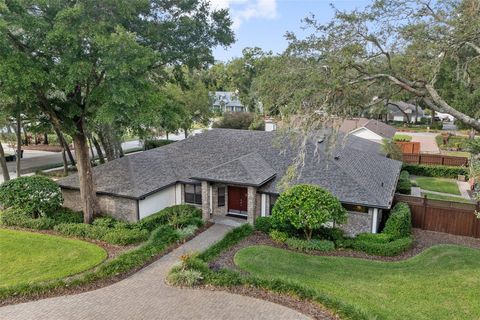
left=402, top=164, right=468, bottom=179
left=383, top=202, right=412, bottom=239
left=393, top=134, right=412, bottom=142
left=176, top=225, right=198, bottom=239
left=212, top=112, right=256, bottom=130
left=0, top=208, right=56, bottom=230
left=285, top=238, right=335, bottom=252
left=254, top=216, right=272, bottom=233
left=50, top=208, right=83, bottom=224
left=136, top=205, right=201, bottom=231
left=93, top=216, right=119, bottom=228
left=0, top=176, right=63, bottom=217
left=314, top=226, right=345, bottom=242
left=396, top=170, right=412, bottom=194
left=143, top=139, right=174, bottom=150
left=356, top=233, right=394, bottom=243
left=167, top=267, right=203, bottom=286
left=53, top=223, right=109, bottom=240
left=271, top=184, right=347, bottom=240
left=352, top=236, right=413, bottom=256
left=269, top=230, right=288, bottom=243
left=103, top=228, right=149, bottom=245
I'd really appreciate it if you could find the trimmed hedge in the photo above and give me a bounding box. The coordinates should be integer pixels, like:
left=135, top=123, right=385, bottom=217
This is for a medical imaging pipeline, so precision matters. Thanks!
left=402, top=163, right=468, bottom=179
left=0, top=208, right=56, bottom=230
left=383, top=202, right=412, bottom=239
left=285, top=238, right=335, bottom=253
left=54, top=223, right=110, bottom=240
left=254, top=216, right=272, bottom=233
left=396, top=170, right=412, bottom=194
left=314, top=226, right=345, bottom=242
left=269, top=230, right=288, bottom=243
left=351, top=236, right=413, bottom=256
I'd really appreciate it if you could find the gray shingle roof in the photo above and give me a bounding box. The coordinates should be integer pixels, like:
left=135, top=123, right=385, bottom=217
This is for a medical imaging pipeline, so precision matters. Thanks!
left=58, top=129, right=402, bottom=209
left=191, top=152, right=276, bottom=186
left=387, top=101, right=425, bottom=117
left=340, top=118, right=396, bottom=139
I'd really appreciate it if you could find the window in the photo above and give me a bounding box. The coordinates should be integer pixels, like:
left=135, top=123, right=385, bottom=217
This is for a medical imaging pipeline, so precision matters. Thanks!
left=184, top=184, right=202, bottom=205
left=218, top=187, right=225, bottom=207
left=342, top=203, right=368, bottom=213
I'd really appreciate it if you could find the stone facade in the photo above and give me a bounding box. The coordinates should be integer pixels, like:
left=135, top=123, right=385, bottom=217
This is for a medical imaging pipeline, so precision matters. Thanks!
left=62, top=188, right=138, bottom=222
left=340, top=210, right=374, bottom=237
left=211, top=183, right=228, bottom=216
left=201, top=181, right=211, bottom=221
left=247, top=186, right=257, bottom=225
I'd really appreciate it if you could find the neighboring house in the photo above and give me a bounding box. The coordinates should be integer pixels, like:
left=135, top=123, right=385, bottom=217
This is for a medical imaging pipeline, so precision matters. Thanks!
left=339, top=118, right=397, bottom=143
left=58, top=129, right=402, bottom=236
left=386, top=101, right=425, bottom=123
left=211, top=91, right=245, bottom=113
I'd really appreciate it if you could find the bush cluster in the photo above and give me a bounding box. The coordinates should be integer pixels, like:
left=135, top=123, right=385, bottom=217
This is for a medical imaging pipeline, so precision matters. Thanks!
left=402, top=163, right=468, bottom=179
left=269, top=230, right=288, bottom=243
left=0, top=176, right=63, bottom=217
left=254, top=216, right=272, bottom=233
left=102, top=228, right=149, bottom=245
left=396, top=170, right=412, bottom=194
left=350, top=236, right=413, bottom=256
left=383, top=202, right=412, bottom=239
left=0, top=207, right=83, bottom=230
left=314, top=226, right=345, bottom=242
left=136, top=205, right=202, bottom=232
left=285, top=238, right=335, bottom=253
left=393, top=134, right=412, bottom=142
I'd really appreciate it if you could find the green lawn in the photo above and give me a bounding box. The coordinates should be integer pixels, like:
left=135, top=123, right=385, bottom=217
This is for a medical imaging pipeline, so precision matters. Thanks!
left=0, top=229, right=106, bottom=287
left=414, top=176, right=461, bottom=195
left=235, top=245, right=480, bottom=320
left=422, top=192, right=474, bottom=204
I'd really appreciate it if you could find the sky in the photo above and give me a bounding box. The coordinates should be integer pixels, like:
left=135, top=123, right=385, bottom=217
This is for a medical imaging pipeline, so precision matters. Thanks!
left=212, top=0, right=372, bottom=62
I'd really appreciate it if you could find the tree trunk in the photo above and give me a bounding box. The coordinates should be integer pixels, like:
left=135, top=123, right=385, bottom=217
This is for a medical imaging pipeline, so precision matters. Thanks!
left=92, top=136, right=105, bottom=164
left=43, top=132, right=49, bottom=145
left=166, top=132, right=169, bottom=140
left=87, top=136, right=95, bottom=163
left=184, top=128, right=188, bottom=139
left=55, top=129, right=69, bottom=176
left=15, top=115, right=22, bottom=178
left=0, top=141, right=10, bottom=181
left=97, top=128, right=115, bottom=161
left=73, top=120, right=97, bottom=224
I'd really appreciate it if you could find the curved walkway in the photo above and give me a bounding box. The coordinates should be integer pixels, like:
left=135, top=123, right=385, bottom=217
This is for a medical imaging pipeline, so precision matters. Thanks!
left=0, top=224, right=309, bottom=320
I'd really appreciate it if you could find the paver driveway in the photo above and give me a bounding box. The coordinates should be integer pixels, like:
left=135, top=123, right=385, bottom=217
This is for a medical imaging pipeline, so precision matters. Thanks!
left=0, top=224, right=309, bottom=320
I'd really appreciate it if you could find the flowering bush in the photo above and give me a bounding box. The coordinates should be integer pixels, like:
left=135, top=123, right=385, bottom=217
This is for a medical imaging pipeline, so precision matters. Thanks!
left=0, top=176, right=63, bottom=217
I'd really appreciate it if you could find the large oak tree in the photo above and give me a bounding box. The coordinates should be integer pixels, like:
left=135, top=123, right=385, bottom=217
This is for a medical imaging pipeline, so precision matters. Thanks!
left=0, top=0, right=234, bottom=222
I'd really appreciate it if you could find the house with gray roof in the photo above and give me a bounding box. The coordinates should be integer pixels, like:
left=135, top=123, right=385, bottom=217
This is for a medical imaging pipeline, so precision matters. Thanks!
left=211, top=91, right=245, bottom=112
left=339, top=118, right=397, bottom=143
left=59, top=129, right=402, bottom=236
left=386, top=101, right=425, bottom=123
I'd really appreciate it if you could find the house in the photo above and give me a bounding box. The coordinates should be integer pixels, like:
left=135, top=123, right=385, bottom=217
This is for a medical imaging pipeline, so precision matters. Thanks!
left=386, top=101, right=425, bottom=123
left=211, top=91, right=245, bottom=113
left=58, top=129, right=402, bottom=236
left=339, top=118, right=396, bottom=143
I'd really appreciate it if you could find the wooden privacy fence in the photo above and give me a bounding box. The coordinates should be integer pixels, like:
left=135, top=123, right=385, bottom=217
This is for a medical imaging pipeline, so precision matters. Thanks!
left=402, top=153, right=469, bottom=167
left=396, top=141, right=420, bottom=154
left=394, top=194, right=480, bottom=238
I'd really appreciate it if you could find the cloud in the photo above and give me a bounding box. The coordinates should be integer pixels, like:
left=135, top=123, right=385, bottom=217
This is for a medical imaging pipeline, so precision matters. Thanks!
left=209, top=0, right=278, bottom=30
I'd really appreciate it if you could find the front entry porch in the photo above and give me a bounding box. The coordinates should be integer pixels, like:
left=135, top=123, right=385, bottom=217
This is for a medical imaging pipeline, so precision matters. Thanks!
left=200, top=181, right=259, bottom=225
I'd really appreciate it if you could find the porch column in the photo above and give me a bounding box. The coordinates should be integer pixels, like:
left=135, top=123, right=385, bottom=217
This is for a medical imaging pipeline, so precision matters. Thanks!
left=247, top=186, right=257, bottom=225
left=201, top=181, right=211, bottom=222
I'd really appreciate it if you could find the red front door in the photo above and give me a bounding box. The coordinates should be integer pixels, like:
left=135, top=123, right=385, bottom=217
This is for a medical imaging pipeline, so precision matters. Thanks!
left=228, top=186, right=248, bottom=213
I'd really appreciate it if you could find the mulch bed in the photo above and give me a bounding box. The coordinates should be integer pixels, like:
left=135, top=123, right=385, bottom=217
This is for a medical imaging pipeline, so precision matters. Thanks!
left=0, top=222, right=212, bottom=307
left=203, top=228, right=480, bottom=320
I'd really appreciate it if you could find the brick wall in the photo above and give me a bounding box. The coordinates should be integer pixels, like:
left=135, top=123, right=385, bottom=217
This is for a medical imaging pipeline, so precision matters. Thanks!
left=340, top=211, right=373, bottom=237
left=62, top=188, right=138, bottom=222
